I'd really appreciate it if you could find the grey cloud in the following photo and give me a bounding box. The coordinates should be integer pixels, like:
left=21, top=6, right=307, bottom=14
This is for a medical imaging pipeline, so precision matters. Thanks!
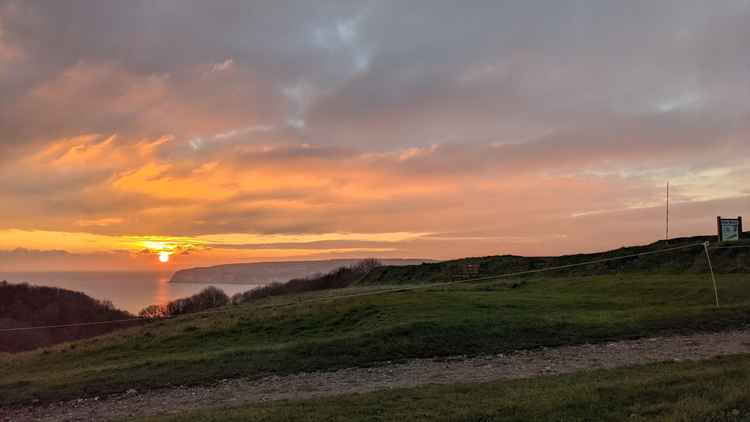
left=305, top=1, right=750, bottom=147
left=3, top=0, right=749, bottom=151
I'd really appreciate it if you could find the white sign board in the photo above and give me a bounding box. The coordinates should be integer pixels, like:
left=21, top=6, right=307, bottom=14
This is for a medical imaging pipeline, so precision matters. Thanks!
left=718, top=218, right=742, bottom=242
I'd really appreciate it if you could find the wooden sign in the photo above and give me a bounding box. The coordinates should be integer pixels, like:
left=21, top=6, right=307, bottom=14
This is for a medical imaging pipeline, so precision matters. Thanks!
left=717, top=216, right=743, bottom=242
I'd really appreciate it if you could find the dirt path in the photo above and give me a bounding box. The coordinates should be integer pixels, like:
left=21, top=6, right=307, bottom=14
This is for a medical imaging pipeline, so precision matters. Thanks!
left=5, top=329, right=750, bottom=422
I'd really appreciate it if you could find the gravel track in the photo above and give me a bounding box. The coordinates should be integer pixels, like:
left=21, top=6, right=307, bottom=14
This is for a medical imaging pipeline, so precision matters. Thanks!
left=5, top=329, right=750, bottom=421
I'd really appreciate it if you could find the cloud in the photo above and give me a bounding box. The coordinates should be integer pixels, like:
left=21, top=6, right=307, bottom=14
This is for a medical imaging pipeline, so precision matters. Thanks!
left=0, top=248, right=125, bottom=272
left=210, top=58, right=234, bottom=72
left=75, top=218, right=125, bottom=228
left=0, top=13, right=22, bottom=70
left=1, top=1, right=749, bottom=269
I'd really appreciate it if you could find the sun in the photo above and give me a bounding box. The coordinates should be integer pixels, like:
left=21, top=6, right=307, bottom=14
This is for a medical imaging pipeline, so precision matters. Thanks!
left=158, top=252, right=170, bottom=263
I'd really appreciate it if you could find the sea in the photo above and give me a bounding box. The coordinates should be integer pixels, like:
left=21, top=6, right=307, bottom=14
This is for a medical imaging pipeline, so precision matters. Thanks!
left=0, top=271, right=257, bottom=314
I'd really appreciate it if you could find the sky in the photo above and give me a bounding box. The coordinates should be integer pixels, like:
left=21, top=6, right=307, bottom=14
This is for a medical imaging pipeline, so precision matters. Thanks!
left=0, top=0, right=748, bottom=271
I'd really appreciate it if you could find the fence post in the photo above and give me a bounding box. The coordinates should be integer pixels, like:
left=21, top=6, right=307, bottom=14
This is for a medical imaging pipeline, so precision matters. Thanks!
left=703, top=241, right=720, bottom=308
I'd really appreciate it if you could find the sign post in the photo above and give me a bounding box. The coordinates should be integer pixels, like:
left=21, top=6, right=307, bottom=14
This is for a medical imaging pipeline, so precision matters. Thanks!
left=717, top=216, right=743, bottom=243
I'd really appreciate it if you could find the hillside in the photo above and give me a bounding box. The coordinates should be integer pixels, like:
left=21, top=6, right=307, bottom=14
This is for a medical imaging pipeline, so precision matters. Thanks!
left=5, top=271, right=750, bottom=406
left=360, top=234, right=750, bottom=285
left=0, top=282, right=139, bottom=352
left=170, top=258, right=432, bottom=284
left=4, top=235, right=750, bottom=409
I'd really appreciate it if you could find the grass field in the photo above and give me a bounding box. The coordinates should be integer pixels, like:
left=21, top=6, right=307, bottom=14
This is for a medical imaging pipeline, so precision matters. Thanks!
left=3, top=273, right=750, bottom=406
left=359, top=237, right=750, bottom=285
left=131, top=353, right=750, bottom=422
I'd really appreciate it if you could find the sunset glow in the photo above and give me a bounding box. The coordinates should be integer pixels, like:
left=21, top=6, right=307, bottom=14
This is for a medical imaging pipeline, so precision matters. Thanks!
left=1, top=2, right=748, bottom=272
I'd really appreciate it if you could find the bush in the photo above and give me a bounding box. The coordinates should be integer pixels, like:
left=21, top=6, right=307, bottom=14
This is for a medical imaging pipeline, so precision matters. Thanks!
left=139, top=304, right=167, bottom=319
left=139, top=286, right=229, bottom=318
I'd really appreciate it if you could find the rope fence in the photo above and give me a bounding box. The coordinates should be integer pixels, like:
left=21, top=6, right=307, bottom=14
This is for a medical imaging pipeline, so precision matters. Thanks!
left=0, top=318, right=146, bottom=333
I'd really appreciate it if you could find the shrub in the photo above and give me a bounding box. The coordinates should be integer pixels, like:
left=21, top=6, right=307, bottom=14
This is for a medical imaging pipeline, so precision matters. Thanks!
left=139, top=286, right=229, bottom=318
left=139, top=304, right=167, bottom=319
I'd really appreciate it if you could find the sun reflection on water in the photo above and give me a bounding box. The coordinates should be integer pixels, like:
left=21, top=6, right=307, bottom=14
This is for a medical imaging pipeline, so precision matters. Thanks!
left=155, top=273, right=171, bottom=308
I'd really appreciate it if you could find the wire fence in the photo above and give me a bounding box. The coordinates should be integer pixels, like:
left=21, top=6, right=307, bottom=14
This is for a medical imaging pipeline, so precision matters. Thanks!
left=0, top=318, right=146, bottom=333
left=0, top=240, right=743, bottom=334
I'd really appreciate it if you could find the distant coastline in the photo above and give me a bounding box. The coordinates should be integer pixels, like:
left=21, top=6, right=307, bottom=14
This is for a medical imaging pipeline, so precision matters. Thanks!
left=170, top=258, right=435, bottom=285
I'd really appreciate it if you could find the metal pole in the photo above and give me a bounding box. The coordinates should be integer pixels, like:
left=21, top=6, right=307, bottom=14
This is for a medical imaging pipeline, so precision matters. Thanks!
left=665, top=181, right=670, bottom=243
left=703, top=241, right=719, bottom=308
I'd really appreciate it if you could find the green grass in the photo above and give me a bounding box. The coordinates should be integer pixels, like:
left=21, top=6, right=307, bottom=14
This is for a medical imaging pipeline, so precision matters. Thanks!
left=2, top=274, right=750, bottom=406
left=359, top=236, right=750, bottom=285
left=131, top=353, right=750, bottom=422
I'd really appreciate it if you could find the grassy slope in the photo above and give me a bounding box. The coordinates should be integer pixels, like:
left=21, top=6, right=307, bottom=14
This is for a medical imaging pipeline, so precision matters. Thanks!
left=360, top=236, right=750, bottom=285
left=132, top=353, right=750, bottom=422
left=2, top=273, right=750, bottom=406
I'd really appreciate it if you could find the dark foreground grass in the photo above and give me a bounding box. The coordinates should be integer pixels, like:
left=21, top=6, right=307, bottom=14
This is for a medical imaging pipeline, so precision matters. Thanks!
left=2, top=274, right=750, bottom=406
left=132, top=353, right=750, bottom=422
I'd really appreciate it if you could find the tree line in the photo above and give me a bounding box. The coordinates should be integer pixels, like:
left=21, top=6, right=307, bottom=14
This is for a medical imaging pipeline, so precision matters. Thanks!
left=138, top=259, right=382, bottom=317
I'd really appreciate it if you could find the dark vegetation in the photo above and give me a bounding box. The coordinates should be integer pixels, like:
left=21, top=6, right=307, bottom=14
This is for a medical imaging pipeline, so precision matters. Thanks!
left=230, top=258, right=381, bottom=304
left=139, top=287, right=230, bottom=319
left=0, top=281, right=138, bottom=353
left=360, top=235, right=750, bottom=285
left=138, top=259, right=382, bottom=317
left=135, top=354, right=750, bottom=422
left=4, top=272, right=750, bottom=405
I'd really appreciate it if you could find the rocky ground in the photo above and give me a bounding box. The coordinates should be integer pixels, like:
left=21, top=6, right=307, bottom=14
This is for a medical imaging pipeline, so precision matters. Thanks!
left=4, top=329, right=750, bottom=422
